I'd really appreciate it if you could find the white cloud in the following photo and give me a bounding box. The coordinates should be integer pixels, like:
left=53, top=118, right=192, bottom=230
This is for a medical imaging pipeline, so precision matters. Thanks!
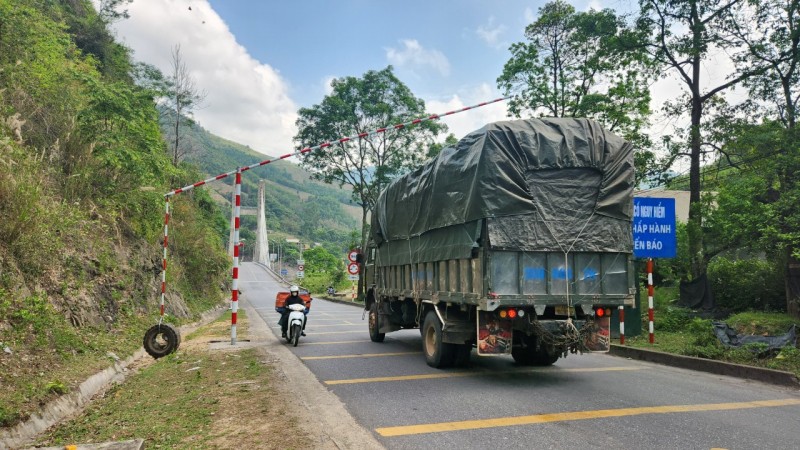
left=109, top=0, right=297, bottom=157
left=385, top=39, right=451, bottom=77
left=587, top=0, right=604, bottom=11
left=424, top=84, right=510, bottom=141
left=524, top=7, right=536, bottom=24
left=321, top=76, right=336, bottom=97
left=476, top=16, right=507, bottom=47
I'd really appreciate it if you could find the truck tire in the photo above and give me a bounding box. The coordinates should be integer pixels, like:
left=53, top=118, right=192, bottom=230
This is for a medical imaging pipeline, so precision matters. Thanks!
left=513, top=341, right=560, bottom=366
left=368, top=303, right=385, bottom=342
left=453, top=343, right=472, bottom=367
left=422, top=311, right=455, bottom=368
left=291, top=324, right=301, bottom=347
left=143, top=323, right=180, bottom=359
left=511, top=334, right=559, bottom=366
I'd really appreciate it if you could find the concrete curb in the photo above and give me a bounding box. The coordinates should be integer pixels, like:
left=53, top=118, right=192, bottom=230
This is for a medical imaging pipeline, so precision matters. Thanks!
left=609, top=344, right=800, bottom=388
left=1, top=307, right=227, bottom=450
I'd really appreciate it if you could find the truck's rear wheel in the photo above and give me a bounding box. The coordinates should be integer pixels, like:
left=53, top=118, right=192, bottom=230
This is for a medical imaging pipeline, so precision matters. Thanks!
left=422, top=311, right=455, bottom=368
left=368, top=303, right=385, bottom=342
left=453, top=343, right=472, bottom=367
left=512, top=334, right=559, bottom=366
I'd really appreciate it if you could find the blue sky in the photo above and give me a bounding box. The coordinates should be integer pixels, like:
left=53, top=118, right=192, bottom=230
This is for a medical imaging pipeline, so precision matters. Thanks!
left=107, top=0, right=715, bottom=160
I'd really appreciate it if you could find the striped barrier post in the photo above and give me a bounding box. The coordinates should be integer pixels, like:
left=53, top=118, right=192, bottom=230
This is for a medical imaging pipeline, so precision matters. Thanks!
left=230, top=169, right=242, bottom=345
left=647, top=258, right=654, bottom=344
left=160, top=198, right=169, bottom=323
left=158, top=97, right=509, bottom=342
left=618, top=305, right=625, bottom=345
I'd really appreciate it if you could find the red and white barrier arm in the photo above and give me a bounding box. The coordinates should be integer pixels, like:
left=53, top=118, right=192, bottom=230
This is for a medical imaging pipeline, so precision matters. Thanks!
left=163, top=97, right=509, bottom=198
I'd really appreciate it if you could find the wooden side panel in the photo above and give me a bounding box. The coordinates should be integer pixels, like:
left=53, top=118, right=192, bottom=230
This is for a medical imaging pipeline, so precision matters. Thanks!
left=448, top=260, right=460, bottom=293
left=471, top=258, right=483, bottom=294
left=460, top=259, right=472, bottom=293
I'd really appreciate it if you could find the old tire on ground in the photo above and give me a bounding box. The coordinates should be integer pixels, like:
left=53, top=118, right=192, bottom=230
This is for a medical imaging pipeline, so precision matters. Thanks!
left=143, top=323, right=180, bottom=359
left=368, top=303, right=385, bottom=342
left=291, top=323, right=301, bottom=347
left=422, top=310, right=455, bottom=368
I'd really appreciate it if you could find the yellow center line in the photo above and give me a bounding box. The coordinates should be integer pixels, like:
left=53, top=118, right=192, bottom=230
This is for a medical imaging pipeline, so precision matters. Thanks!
left=375, top=399, right=800, bottom=437
left=302, top=351, right=421, bottom=360
left=325, top=366, right=642, bottom=385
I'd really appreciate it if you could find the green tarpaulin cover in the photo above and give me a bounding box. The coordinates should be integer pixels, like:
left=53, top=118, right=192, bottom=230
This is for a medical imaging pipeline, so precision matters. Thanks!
left=371, top=118, right=634, bottom=267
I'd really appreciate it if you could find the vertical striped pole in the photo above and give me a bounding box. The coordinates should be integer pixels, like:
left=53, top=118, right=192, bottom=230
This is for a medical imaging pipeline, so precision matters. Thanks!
left=618, top=305, right=625, bottom=345
left=160, top=198, right=170, bottom=324
left=647, top=258, right=654, bottom=344
left=231, top=169, right=242, bottom=345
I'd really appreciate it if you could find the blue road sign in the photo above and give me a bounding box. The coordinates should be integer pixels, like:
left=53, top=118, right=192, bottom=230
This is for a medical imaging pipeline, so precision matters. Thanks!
left=633, top=197, right=676, bottom=258
left=280, top=269, right=288, bottom=276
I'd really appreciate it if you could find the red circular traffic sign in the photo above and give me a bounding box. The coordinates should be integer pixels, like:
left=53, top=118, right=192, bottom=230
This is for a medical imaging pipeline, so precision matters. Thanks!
left=348, top=250, right=359, bottom=262
left=298, top=264, right=304, bottom=271
left=347, top=263, right=359, bottom=275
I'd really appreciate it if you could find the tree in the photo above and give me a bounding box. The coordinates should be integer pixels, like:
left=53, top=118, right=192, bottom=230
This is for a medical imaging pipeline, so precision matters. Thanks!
left=707, top=0, right=800, bottom=317
left=638, top=0, right=765, bottom=281
left=497, top=0, right=655, bottom=183
left=294, top=66, right=446, bottom=296
left=162, top=44, right=205, bottom=166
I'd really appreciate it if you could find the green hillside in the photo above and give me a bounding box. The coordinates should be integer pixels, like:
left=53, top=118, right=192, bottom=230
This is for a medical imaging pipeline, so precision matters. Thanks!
left=176, top=123, right=360, bottom=254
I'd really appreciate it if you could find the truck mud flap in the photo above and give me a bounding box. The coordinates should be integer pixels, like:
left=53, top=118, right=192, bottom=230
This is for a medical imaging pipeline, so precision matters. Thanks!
left=583, top=315, right=611, bottom=352
left=476, top=311, right=512, bottom=355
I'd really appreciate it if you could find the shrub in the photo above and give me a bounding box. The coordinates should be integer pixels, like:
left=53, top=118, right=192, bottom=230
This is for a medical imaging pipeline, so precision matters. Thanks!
left=707, top=257, right=784, bottom=312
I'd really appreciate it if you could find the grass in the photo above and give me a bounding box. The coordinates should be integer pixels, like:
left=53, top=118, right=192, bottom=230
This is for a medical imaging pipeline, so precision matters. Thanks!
left=625, top=308, right=800, bottom=378
left=34, top=310, right=315, bottom=449
left=0, top=294, right=154, bottom=427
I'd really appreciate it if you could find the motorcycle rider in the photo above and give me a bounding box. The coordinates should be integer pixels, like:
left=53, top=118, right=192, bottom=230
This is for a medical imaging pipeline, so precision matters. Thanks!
left=279, top=285, right=307, bottom=338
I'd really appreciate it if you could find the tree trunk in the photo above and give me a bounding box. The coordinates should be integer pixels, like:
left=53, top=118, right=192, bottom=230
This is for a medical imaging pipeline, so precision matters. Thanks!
left=786, top=249, right=800, bottom=319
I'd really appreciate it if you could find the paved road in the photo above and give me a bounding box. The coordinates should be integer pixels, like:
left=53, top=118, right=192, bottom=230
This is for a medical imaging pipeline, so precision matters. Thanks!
left=240, top=263, right=800, bottom=449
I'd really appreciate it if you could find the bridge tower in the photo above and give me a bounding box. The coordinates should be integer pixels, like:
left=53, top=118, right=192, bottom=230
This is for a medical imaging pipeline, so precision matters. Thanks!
left=254, top=180, right=270, bottom=267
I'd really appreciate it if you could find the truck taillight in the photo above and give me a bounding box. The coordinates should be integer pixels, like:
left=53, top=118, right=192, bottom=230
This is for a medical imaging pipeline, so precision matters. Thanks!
left=498, top=308, right=520, bottom=319
left=595, top=307, right=611, bottom=317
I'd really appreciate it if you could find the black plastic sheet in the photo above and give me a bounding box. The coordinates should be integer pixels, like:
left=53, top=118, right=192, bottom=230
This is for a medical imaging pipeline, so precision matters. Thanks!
left=712, top=322, right=797, bottom=353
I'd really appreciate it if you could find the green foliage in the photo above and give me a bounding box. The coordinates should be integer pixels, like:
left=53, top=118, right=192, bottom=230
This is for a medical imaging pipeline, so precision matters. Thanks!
left=653, top=305, right=692, bottom=332
left=682, top=318, right=726, bottom=359
left=707, top=257, right=785, bottom=312
left=725, top=311, right=798, bottom=336
left=498, top=0, right=653, bottom=157
left=45, top=380, right=68, bottom=395
left=0, top=0, right=237, bottom=429
left=294, top=66, right=446, bottom=252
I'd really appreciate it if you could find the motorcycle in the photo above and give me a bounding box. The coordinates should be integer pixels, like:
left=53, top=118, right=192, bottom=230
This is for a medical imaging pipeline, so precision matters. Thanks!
left=285, top=303, right=307, bottom=347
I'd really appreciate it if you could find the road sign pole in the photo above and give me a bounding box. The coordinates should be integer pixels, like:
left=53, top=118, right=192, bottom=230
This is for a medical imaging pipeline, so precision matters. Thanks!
left=647, top=258, right=654, bottom=344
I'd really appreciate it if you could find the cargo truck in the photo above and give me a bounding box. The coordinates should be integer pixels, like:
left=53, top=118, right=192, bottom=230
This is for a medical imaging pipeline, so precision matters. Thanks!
left=363, top=118, right=636, bottom=368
